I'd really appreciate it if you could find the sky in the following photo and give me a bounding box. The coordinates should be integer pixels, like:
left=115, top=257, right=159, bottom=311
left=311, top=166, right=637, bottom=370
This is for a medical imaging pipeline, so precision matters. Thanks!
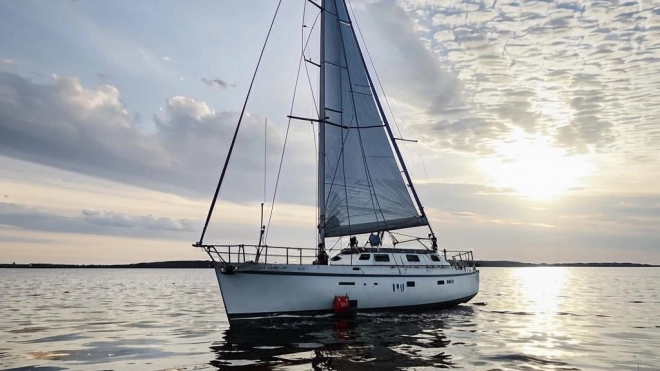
left=0, top=0, right=659, bottom=264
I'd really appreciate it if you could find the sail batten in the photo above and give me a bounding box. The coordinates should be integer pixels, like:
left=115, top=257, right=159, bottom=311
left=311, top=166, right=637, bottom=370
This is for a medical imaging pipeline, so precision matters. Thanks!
left=321, top=0, right=427, bottom=238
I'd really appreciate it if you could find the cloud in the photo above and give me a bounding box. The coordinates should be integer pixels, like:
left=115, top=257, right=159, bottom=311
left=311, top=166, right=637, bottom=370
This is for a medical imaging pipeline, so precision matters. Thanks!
left=410, top=181, right=660, bottom=262
left=201, top=77, right=235, bottom=89
left=451, top=211, right=478, bottom=218
left=0, top=202, right=195, bottom=239
left=0, top=233, right=50, bottom=244
left=352, top=0, right=660, bottom=157
left=353, top=2, right=509, bottom=155
left=555, top=86, right=617, bottom=154
left=0, top=200, right=320, bottom=249
left=0, top=72, right=312, bottom=203
left=82, top=209, right=194, bottom=231
left=361, top=1, right=463, bottom=114
left=0, top=59, right=17, bottom=73
left=416, top=181, right=660, bottom=235
left=95, top=72, right=111, bottom=82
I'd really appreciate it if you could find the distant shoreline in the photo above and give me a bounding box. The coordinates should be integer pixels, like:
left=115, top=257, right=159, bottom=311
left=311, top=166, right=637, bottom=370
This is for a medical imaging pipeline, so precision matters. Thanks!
left=0, top=260, right=658, bottom=268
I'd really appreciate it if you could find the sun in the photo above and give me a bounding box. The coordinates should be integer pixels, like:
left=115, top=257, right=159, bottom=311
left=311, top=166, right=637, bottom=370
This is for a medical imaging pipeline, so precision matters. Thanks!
left=477, top=130, right=592, bottom=200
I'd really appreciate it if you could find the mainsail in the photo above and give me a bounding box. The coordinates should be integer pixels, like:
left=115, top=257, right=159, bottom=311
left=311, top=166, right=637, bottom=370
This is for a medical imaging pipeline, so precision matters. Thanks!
left=320, top=0, right=428, bottom=238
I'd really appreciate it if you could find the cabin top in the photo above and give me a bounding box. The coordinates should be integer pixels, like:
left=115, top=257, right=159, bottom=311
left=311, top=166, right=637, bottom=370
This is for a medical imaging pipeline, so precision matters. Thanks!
left=329, top=248, right=453, bottom=267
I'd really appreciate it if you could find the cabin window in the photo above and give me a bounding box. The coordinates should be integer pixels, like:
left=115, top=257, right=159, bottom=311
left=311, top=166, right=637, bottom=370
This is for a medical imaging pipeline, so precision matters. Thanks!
left=429, top=255, right=441, bottom=262
left=374, top=254, right=390, bottom=262
left=359, top=254, right=371, bottom=261
left=338, top=282, right=355, bottom=286
left=405, top=255, right=420, bottom=262
left=407, top=281, right=415, bottom=287
left=330, top=256, right=342, bottom=261
left=438, top=280, right=445, bottom=285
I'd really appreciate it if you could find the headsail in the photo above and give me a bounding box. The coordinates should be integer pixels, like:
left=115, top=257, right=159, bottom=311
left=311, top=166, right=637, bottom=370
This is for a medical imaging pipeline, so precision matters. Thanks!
left=320, top=0, right=428, bottom=238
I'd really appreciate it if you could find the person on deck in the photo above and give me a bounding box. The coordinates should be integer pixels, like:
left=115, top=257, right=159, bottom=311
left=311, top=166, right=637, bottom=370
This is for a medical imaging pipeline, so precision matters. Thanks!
left=369, top=233, right=381, bottom=247
left=315, top=243, right=328, bottom=265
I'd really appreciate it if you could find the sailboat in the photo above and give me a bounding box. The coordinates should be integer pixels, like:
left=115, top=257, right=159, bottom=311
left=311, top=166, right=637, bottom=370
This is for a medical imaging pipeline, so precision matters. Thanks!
left=193, top=0, right=479, bottom=321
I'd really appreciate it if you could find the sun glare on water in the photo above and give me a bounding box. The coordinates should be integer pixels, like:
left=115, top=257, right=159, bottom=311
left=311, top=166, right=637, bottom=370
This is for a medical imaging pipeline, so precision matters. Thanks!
left=478, top=130, right=592, bottom=200
left=512, top=267, right=575, bottom=359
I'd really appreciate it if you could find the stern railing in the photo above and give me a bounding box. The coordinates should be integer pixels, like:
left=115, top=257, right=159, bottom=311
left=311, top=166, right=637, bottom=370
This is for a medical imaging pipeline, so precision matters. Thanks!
left=442, top=249, right=476, bottom=271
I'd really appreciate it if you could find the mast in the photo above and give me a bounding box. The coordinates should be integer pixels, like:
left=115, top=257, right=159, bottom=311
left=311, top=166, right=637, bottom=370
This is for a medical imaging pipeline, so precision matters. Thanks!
left=317, top=0, right=327, bottom=262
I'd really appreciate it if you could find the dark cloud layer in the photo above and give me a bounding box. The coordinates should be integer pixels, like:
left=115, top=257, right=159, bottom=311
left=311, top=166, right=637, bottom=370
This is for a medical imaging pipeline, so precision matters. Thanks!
left=0, top=72, right=312, bottom=202
left=0, top=202, right=196, bottom=240
left=418, top=182, right=660, bottom=232
left=5, top=179, right=658, bottom=258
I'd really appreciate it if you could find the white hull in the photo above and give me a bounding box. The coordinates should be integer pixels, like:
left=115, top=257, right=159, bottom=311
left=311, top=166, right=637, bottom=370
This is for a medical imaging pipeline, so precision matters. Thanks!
left=214, top=263, right=479, bottom=320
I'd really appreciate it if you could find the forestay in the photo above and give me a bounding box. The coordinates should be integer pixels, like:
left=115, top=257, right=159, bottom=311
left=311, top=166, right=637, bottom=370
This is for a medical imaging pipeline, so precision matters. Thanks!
left=321, top=0, right=428, bottom=237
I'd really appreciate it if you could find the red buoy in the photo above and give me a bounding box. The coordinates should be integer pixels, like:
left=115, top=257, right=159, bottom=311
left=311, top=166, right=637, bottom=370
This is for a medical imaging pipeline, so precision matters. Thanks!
left=333, top=295, right=350, bottom=314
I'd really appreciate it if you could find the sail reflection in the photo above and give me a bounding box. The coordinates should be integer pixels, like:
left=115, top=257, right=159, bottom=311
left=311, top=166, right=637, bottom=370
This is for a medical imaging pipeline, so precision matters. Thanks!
left=209, top=308, right=475, bottom=370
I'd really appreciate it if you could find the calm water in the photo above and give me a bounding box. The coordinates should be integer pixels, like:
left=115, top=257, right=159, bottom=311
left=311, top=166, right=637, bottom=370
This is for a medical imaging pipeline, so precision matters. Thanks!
left=0, top=267, right=658, bottom=371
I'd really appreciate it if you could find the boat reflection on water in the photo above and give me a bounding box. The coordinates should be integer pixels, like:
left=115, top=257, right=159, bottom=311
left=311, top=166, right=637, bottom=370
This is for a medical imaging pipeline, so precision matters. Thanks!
left=209, top=306, right=475, bottom=370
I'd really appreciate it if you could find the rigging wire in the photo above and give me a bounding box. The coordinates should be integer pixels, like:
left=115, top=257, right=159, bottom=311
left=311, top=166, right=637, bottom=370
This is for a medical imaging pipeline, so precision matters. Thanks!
left=259, top=117, right=267, bottom=247
left=301, top=8, right=321, bottom=243
left=327, top=236, right=343, bottom=253
left=389, top=230, right=431, bottom=249
left=263, top=1, right=320, bottom=244
left=303, top=13, right=321, bottom=120
left=197, top=0, right=283, bottom=245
